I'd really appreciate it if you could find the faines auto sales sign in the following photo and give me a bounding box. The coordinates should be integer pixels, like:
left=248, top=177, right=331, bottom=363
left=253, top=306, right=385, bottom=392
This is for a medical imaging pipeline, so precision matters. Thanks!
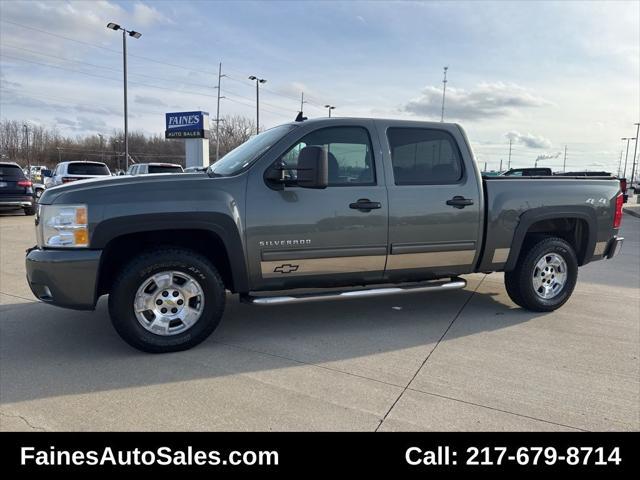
left=165, top=111, right=210, bottom=139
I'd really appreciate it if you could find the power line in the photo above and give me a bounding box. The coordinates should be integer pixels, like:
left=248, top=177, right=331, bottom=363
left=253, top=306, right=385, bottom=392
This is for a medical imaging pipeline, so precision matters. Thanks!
left=1, top=43, right=219, bottom=91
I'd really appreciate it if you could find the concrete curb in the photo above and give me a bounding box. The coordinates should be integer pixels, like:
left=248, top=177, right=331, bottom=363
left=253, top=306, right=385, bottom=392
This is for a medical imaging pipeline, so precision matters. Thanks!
left=623, top=208, right=640, bottom=219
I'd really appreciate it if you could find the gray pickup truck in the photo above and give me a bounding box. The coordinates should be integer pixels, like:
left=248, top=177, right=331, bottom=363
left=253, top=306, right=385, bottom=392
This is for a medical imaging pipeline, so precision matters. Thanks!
left=26, top=118, right=624, bottom=352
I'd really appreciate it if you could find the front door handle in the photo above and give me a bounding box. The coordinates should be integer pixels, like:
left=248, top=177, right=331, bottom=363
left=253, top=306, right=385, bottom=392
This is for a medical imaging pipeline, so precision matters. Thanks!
left=446, top=196, right=474, bottom=209
left=349, top=199, right=381, bottom=211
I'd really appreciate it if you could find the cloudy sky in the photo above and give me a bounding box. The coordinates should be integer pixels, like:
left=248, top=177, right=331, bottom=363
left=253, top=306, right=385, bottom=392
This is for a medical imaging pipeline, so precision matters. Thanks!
left=0, top=0, right=638, bottom=172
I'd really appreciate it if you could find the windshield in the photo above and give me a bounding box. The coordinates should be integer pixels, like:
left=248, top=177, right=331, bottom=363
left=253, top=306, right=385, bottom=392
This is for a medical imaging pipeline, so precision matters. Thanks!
left=209, top=124, right=295, bottom=176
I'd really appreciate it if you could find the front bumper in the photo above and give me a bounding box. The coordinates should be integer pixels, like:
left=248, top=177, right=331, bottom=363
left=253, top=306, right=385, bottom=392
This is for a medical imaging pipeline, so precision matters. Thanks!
left=605, top=236, right=624, bottom=259
left=25, top=247, right=102, bottom=310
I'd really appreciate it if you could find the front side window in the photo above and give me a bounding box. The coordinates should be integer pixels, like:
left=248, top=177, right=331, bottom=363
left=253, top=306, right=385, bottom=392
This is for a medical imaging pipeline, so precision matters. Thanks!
left=387, top=128, right=463, bottom=185
left=279, top=126, right=375, bottom=186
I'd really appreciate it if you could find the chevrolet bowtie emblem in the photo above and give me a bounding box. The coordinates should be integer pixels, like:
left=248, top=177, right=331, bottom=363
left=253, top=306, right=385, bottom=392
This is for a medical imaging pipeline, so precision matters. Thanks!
left=274, top=264, right=299, bottom=274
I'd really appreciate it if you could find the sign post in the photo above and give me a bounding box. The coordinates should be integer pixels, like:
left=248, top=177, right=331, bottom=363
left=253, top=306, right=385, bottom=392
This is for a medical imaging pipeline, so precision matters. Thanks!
left=165, top=111, right=210, bottom=168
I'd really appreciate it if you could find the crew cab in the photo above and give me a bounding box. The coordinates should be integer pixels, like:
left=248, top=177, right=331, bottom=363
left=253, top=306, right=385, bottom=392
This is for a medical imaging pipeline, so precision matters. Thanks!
left=26, top=118, right=624, bottom=352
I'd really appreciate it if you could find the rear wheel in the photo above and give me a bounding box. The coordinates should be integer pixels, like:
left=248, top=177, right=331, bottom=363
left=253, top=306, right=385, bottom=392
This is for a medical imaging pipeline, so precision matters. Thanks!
left=108, top=248, right=226, bottom=353
left=504, top=237, right=578, bottom=312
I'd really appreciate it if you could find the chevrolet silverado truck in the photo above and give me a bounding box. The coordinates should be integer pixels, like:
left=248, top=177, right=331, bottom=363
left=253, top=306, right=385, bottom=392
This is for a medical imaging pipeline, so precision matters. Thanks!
left=26, top=118, right=624, bottom=353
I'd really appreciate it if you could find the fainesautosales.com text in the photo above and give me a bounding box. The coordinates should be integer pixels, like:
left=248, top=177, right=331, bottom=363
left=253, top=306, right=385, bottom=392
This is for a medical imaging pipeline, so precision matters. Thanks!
left=20, top=446, right=279, bottom=467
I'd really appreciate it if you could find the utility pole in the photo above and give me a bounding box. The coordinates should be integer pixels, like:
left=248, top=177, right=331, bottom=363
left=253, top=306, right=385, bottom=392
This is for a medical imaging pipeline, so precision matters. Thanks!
left=499, top=159, right=503, bottom=172
left=508, top=137, right=512, bottom=169
left=97, top=134, right=105, bottom=163
left=215, top=62, right=226, bottom=162
left=617, top=150, right=623, bottom=177
left=563, top=145, right=567, bottom=172
left=630, top=123, right=639, bottom=187
left=622, top=137, right=636, bottom=179
left=22, top=123, right=30, bottom=178
left=249, top=75, right=267, bottom=134
left=440, top=66, right=448, bottom=122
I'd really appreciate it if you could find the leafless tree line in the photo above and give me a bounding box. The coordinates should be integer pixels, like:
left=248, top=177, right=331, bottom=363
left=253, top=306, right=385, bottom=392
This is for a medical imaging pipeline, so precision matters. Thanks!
left=0, top=115, right=256, bottom=171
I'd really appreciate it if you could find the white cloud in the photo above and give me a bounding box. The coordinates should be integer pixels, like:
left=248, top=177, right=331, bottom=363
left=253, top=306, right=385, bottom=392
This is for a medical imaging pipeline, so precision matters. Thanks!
left=135, top=95, right=168, bottom=107
left=132, top=2, right=172, bottom=27
left=404, top=82, right=552, bottom=121
left=506, top=131, right=552, bottom=149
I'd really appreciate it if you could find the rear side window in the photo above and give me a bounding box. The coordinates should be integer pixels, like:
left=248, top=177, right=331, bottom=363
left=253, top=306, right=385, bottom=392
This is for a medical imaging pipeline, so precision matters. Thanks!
left=0, top=165, right=25, bottom=179
left=67, top=163, right=110, bottom=175
left=148, top=165, right=183, bottom=174
left=387, top=128, right=463, bottom=185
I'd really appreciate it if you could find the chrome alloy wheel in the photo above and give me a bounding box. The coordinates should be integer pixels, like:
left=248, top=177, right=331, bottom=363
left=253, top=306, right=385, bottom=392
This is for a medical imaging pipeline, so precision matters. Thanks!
left=532, top=253, right=568, bottom=300
left=134, top=271, right=205, bottom=336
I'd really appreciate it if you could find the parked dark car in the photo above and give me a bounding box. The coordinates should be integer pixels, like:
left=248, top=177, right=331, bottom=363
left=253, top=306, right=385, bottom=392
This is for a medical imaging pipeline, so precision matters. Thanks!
left=500, top=167, right=553, bottom=176
left=0, top=162, right=36, bottom=215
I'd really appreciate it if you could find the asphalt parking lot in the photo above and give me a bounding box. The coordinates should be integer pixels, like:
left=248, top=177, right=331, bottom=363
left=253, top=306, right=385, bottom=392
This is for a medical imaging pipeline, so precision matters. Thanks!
left=1, top=210, right=638, bottom=432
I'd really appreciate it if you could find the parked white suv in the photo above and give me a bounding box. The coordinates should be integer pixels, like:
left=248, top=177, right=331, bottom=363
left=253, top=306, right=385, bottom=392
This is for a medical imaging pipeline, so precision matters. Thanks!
left=48, top=161, right=111, bottom=187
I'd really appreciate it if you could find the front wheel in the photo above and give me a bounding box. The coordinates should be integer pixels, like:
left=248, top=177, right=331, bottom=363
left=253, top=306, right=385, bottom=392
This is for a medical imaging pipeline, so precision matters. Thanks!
left=504, top=237, right=578, bottom=312
left=108, top=248, right=226, bottom=353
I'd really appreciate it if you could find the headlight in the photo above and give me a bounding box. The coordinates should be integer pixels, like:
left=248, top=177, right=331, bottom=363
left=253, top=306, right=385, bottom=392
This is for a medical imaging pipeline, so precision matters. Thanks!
left=40, top=204, right=89, bottom=248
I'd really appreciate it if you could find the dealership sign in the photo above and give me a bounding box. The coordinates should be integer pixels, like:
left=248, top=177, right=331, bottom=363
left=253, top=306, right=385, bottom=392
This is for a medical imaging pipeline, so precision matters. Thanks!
left=165, top=111, right=209, bottom=139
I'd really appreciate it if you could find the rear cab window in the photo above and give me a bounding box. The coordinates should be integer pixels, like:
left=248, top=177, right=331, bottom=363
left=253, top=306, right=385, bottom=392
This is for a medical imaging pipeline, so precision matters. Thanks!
left=67, top=163, right=110, bottom=176
left=387, top=128, right=463, bottom=185
left=0, top=164, right=26, bottom=179
left=148, top=165, right=183, bottom=174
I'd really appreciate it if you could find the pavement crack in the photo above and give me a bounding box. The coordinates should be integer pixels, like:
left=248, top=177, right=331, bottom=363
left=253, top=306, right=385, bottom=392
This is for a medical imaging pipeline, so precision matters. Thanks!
left=405, top=387, right=589, bottom=432
left=375, top=276, right=485, bottom=431
left=0, top=411, right=47, bottom=431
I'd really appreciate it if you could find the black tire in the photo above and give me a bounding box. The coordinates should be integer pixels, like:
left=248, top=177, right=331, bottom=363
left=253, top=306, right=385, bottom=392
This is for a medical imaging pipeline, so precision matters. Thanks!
left=108, top=247, right=226, bottom=353
left=23, top=205, right=36, bottom=216
left=504, top=237, right=578, bottom=312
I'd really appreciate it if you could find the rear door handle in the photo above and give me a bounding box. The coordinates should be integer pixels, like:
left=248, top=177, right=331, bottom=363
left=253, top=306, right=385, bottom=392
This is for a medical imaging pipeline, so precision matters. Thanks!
left=349, top=199, right=381, bottom=211
left=446, top=196, right=474, bottom=209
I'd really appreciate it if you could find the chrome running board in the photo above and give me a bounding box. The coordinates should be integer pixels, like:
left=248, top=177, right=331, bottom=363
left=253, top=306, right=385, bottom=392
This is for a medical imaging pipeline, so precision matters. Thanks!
left=241, top=277, right=467, bottom=306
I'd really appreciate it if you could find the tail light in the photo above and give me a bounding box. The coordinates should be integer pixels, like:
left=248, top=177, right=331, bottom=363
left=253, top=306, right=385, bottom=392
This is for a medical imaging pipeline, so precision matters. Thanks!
left=614, top=193, right=623, bottom=229
left=620, top=178, right=627, bottom=194
left=62, top=177, right=78, bottom=183
left=17, top=179, right=32, bottom=187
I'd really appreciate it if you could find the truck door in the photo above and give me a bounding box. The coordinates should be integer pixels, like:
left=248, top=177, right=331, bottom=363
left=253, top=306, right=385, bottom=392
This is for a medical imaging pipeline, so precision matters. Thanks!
left=380, top=124, right=482, bottom=281
left=245, top=121, right=389, bottom=290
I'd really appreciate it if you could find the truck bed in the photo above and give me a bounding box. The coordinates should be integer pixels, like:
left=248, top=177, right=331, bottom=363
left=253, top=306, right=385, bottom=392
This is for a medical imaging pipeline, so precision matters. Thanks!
left=477, top=176, right=621, bottom=272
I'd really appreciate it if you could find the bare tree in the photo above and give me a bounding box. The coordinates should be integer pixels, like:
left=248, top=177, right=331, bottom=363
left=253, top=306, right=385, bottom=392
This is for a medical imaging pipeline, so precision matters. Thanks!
left=209, top=115, right=256, bottom=160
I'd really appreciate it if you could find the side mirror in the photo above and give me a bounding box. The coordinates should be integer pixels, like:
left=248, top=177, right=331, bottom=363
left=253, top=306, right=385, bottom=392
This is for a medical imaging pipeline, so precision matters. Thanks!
left=296, top=146, right=328, bottom=189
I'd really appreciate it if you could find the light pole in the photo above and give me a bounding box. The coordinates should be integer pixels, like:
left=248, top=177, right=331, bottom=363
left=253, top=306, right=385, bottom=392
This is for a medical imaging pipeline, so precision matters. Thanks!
left=324, top=105, right=336, bottom=117
left=630, top=123, right=640, bottom=187
left=621, top=137, right=636, bottom=179
left=107, top=22, right=141, bottom=171
left=248, top=75, right=266, bottom=134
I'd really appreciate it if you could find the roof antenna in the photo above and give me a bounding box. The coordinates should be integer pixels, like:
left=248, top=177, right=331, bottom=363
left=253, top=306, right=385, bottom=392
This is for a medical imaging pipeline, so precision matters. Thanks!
left=295, top=112, right=307, bottom=122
